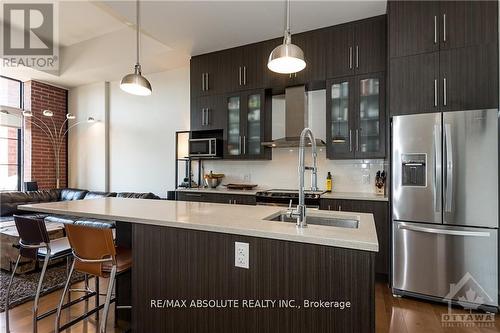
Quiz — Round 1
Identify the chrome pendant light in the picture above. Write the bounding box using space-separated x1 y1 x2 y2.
120 0 152 96
267 0 306 74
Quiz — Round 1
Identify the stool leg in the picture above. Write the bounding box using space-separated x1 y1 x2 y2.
32 249 50 333
55 259 75 333
5 254 21 333
99 265 116 333
95 276 100 322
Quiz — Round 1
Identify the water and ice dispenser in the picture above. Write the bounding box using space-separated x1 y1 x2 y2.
401 154 426 187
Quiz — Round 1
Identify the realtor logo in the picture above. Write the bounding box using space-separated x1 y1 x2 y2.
441 272 496 328
1 1 59 70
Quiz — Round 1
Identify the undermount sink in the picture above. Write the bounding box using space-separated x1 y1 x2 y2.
264 212 359 229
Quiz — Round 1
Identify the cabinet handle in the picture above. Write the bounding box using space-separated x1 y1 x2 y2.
206 73 209 90
349 47 353 69
243 135 246 154
443 14 446 42
328 205 331 211
206 109 210 125
434 16 437 44
443 78 447 106
338 205 342 211
186 193 202 197
239 136 242 155
355 129 359 151
349 130 353 152
355 46 359 68
201 109 205 126
243 66 247 85
434 79 438 107
202 73 205 91
239 67 242 86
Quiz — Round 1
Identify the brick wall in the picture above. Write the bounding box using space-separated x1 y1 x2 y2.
23 81 68 189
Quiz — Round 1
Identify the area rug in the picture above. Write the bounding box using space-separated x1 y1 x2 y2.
0 265 85 312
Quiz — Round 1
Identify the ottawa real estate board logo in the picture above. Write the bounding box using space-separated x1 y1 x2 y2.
1 1 59 71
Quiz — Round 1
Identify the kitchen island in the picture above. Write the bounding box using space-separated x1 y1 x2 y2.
20 197 378 332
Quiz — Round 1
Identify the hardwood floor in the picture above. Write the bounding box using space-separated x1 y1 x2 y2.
1 280 499 332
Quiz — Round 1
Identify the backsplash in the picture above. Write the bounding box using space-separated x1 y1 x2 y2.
203 149 388 193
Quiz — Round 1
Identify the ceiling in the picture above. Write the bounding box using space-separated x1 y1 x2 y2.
3 0 387 88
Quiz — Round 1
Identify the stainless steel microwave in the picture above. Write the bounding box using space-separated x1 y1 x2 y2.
189 138 221 158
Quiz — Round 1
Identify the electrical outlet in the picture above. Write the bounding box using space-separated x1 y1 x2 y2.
234 242 249 269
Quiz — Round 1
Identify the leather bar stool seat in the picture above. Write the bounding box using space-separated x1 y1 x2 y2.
102 246 132 274
55 224 131 333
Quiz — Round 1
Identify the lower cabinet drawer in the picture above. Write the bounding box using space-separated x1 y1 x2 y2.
176 192 256 206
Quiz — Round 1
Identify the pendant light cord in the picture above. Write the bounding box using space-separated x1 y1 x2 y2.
136 0 140 68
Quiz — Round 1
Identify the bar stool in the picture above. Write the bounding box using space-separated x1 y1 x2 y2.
55 223 131 333
5 215 73 333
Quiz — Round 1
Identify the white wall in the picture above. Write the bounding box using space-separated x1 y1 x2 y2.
68 67 190 196
108 67 190 195
68 82 108 191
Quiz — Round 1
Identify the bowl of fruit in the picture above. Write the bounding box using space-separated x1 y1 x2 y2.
204 171 225 188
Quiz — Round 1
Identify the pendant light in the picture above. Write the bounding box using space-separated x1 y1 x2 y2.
120 0 152 96
267 0 306 74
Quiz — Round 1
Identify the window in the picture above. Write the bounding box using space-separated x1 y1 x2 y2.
0 76 22 109
0 126 21 191
0 76 23 191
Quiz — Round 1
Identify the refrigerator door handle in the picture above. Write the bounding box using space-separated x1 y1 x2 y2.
444 123 453 212
398 224 491 237
433 124 442 213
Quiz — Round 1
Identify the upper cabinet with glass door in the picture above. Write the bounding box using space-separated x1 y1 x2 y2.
326 73 385 160
224 90 271 160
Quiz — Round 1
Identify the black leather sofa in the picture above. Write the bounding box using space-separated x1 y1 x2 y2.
0 188 160 227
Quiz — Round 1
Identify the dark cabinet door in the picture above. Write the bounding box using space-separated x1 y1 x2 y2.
326 77 356 159
389 52 439 116
439 1 498 50
440 44 499 112
388 0 439 58
191 95 225 131
221 47 244 93
326 24 354 79
319 199 389 276
225 90 271 160
355 73 386 159
241 43 266 90
355 16 386 75
292 29 326 84
190 56 207 98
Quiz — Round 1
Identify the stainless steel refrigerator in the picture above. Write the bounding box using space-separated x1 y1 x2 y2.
392 109 499 309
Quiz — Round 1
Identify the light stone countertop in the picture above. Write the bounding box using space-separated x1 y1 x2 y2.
20 198 378 252
176 187 262 196
321 191 389 202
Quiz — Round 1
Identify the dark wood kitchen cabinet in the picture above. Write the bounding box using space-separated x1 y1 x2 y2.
190 52 225 98
327 15 386 78
225 89 271 160
388 1 499 115
176 191 256 205
439 44 499 111
388 0 497 57
326 72 386 159
389 52 439 116
222 43 266 93
190 95 225 131
390 45 499 116
320 198 389 277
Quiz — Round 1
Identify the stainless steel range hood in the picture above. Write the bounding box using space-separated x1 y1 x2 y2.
262 85 326 148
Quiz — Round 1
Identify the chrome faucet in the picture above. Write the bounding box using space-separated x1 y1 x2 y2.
287 128 318 228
